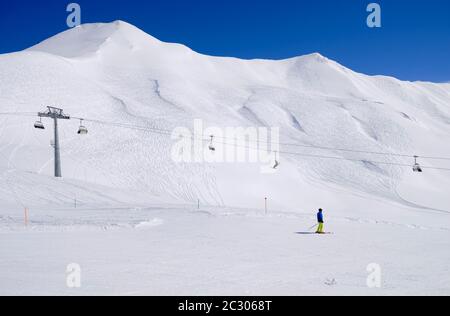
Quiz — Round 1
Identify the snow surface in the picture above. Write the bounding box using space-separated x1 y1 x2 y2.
0 21 449 295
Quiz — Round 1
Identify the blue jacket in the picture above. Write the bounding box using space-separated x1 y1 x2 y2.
317 211 324 223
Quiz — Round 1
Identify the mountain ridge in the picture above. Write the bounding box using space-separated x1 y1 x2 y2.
24 20 448 86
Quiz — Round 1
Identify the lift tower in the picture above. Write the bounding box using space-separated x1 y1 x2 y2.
38 107 70 178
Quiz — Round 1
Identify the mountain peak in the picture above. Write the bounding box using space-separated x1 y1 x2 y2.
294 52 332 64
307 52 326 59
109 20 157 39
28 20 161 58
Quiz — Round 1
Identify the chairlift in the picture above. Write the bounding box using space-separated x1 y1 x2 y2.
413 155 423 173
34 117 45 130
77 119 88 135
208 135 216 151
273 151 280 169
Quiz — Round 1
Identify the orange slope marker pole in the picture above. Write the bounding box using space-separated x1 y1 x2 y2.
24 208 29 226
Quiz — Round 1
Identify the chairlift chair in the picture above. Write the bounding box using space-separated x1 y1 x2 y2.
273 160 280 169
77 119 88 135
208 135 216 151
273 151 280 169
413 163 423 173
413 156 423 173
34 118 45 130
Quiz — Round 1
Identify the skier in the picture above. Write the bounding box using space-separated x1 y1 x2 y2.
316 208 324 234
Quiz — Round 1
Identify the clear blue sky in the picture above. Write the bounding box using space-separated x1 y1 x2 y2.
1 0 449 82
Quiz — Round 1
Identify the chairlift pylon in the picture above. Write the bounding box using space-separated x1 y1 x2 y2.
413 155 423 173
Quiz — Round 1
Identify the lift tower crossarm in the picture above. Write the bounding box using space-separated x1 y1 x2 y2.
38 106 71 120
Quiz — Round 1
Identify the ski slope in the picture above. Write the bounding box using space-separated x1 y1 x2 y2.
0 21 449 295
1 204 449 296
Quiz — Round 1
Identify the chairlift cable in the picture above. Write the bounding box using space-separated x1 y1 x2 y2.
76 117 450 162
71 117 450 171
2 112 450 171
78 118 450 172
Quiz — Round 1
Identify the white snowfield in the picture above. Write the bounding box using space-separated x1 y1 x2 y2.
0 21 449 295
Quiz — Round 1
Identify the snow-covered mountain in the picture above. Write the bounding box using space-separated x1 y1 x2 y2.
2 20 450 296
1 20 450 214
